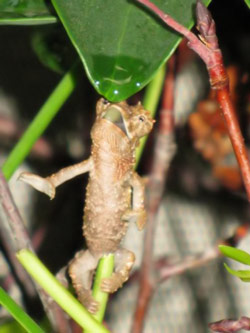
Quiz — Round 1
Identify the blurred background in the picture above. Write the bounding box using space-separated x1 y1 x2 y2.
1 0 250 332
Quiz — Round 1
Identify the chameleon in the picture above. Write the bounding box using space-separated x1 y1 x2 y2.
19 98 154 313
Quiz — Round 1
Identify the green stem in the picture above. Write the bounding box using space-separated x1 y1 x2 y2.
0 287 44 333
92 254 114 323
2 62 80 180
16 249 109 333
135 64 166 168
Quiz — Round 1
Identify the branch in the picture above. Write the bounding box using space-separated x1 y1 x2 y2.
158 246 219 282
209 316 250 332
134 0 250 202
0 170 71 333
132 56 177 333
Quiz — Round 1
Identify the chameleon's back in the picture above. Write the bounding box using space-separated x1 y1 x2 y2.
83 118 135 256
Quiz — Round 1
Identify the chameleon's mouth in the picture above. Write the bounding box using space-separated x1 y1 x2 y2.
103 107 128 136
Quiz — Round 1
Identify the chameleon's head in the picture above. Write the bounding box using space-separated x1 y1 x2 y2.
124 102 155 139
96 98 154 139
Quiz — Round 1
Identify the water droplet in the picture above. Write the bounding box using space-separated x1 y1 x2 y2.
136 82 141 87
114 89 119 95
95 80 100 86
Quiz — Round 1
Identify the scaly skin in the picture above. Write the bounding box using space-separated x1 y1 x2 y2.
19 98 154 312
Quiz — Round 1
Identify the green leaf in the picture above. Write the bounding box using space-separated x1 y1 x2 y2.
219 245 250 265
31 30 64 74
224 263 250 280
0 0 57 25
0 321 26 333
51 0 211 102
240 277 250 282
0 287 44 333
244 0 250 9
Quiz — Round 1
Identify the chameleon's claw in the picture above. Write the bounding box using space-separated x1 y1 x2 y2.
101 273 125 293
87 300 99 314
122 209 146 231
135 209 147 231
18 172 55 199
78 290 99 314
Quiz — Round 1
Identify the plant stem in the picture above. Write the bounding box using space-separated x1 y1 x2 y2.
209 316 250 332
0 170 71 333
0 287 45 333
135 0 250 202
92 255 114 322
135 64 166 168
17 249 110 333
216 89 250 197
2 62 80 180
132 56 176 333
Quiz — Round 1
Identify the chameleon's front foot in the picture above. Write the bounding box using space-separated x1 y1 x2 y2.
18 172 55 199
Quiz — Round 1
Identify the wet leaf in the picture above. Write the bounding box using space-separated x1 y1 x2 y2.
219 245 250 265
51 0 211 102
0 0 57 25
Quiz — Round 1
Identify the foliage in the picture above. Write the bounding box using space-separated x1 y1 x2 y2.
0 0 56 25
0 287 44 333
51 0 210 101
244 0 250 9
219 245 250 282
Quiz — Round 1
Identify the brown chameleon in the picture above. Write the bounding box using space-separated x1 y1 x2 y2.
19 98 154 313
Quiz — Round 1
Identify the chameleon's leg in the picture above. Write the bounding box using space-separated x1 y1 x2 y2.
68 249 99 313
101 248 135 293
18 158 92 199
122 171 147 230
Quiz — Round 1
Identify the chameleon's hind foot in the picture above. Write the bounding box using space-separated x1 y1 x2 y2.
101 272 127 293
68 249 99 313
79 289 99 314
101 249 135 293
19 172 55 199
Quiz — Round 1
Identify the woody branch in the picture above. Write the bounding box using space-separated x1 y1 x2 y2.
135 0 250 201
132 55 177 333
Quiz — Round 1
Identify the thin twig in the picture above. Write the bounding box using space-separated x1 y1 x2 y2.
209 316 250 332
128 223 249 285
135 0 250 201
157 220 248 282
158 246 219 282
0 170 71 333
132 56 177 333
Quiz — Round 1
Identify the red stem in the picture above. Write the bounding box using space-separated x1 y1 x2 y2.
132 56 176 333
136 0 209 64
217 88 250 199
135 0 250 202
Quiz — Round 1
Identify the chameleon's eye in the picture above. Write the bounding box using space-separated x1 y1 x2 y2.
139 116 145 122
